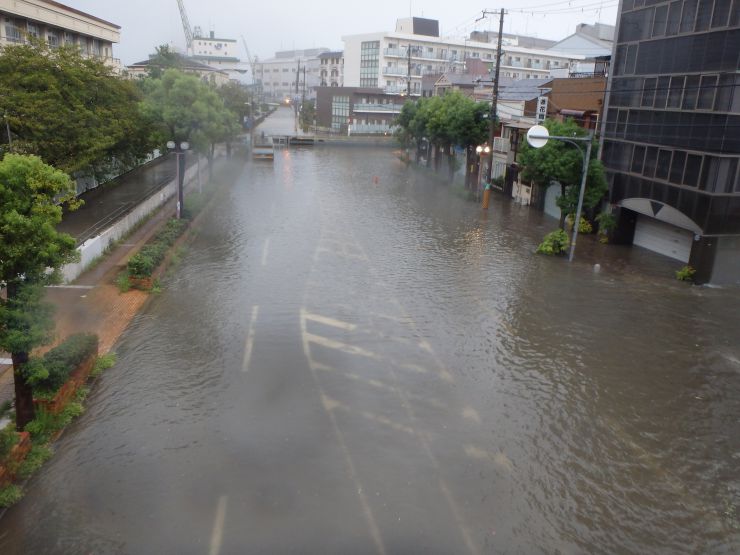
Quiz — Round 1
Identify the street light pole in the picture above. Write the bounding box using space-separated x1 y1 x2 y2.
526 125 594 262
167 141 190 219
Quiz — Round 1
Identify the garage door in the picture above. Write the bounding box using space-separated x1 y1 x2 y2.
633 216 693 262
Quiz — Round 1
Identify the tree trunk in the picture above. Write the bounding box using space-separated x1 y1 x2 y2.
426 143 432 168
447 148 455 181
12 352 34 431
226 141 232 159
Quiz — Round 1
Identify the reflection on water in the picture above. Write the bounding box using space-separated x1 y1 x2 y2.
1 147 738 554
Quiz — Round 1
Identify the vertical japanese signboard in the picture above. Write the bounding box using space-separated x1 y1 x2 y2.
537 96 548 122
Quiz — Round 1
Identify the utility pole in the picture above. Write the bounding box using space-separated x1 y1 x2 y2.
486 8 505 185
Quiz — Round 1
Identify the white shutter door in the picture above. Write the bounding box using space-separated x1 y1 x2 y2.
633 216 693 263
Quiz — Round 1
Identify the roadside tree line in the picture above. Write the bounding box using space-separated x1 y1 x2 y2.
395 94 609 244
0 39 250 431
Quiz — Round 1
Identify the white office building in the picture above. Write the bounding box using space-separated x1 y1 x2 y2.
342 17 585 95
255 48 329 101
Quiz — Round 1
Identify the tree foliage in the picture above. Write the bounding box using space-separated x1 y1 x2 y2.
0 39 156 178
395 92 489 176
141 69 240 158
0 154 79 429
518 118 607 226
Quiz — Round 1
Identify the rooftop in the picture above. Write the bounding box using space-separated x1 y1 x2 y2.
39 0 120 29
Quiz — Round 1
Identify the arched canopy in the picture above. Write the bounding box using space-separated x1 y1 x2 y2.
618 198 702 235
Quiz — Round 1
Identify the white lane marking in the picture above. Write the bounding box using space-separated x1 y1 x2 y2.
208 495 228 555
0 358 12 365
302 309 357 331
304 332 379 359
300 313 386 555
242 306 260 372
261 238 270 266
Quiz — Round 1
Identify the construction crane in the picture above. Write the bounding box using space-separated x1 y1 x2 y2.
176 0 194 54
240 35 262 100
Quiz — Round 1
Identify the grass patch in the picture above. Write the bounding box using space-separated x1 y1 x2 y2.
91 353 116 378
0 400 12 420
115 270 131 292
25 402 85 444
16 444 53 480
0 484 23 508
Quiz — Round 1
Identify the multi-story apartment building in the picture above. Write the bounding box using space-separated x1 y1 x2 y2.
601 0 740 284
0 0 120 70
255 48 329 101
315 86 405 134
342 17 585 95
319 51 344 87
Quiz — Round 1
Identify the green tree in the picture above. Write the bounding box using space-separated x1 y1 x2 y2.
218 81 252 128
0 39 156 179
142 69 239 177
395 92 488 179
146 44 185 79
0 154 79 430
519 118 607 228
299 100 316 133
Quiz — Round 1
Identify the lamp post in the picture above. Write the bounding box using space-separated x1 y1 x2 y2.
167 140 190 219
475 143 491 202
526 125 593 262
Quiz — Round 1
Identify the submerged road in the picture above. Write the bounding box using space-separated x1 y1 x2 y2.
1 114 739 553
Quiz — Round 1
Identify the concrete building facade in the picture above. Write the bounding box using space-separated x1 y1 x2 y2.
315 86 404 134
319 51 344 87
189 31 244 79
342 17 585 95
0 0 120 69
255 48 329 101
601 0 740 284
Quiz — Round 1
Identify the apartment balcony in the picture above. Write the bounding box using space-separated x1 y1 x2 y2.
382 66 421 77
353 103 404 114
351 123 398 134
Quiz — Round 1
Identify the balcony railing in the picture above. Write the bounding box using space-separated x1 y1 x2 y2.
353 103 404 113
351 123 398 134
383 66 421 77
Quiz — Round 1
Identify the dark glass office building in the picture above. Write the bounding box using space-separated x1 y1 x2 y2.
601 0 739 284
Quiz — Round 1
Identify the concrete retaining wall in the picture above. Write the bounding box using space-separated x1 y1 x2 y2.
61 158 206 283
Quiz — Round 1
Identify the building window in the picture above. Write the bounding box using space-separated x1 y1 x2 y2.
26 22 39 38
64 32 75 46
4 19 22 43
331 95 350 130
360 41 379 87
47 30 60 48
697 75 718 110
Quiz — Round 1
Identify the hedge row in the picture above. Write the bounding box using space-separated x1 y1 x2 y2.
127 219 188 278
33 333 99 396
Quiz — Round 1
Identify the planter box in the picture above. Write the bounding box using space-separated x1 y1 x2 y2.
0 431 31 487
33 354 97 415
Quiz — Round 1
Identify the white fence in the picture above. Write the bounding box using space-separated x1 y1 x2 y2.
61 158 206 283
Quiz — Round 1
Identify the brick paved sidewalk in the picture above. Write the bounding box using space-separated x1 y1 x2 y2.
0 197 178 407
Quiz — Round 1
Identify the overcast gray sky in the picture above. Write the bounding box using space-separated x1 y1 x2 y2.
66 0 618 65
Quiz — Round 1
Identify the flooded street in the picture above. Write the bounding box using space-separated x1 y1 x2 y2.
1 126 739 553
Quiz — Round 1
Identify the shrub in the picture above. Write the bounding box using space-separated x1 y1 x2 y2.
34 333 98 395
91 353 116 378
127 252 155 278
0 485 23 508
676 265 696 282
16 444 53 480
537 229 570 255
115 271 131 292
127 219 187 278
25 401 83 443
566 215 593 234
595 211 617 234
0 425 19 461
